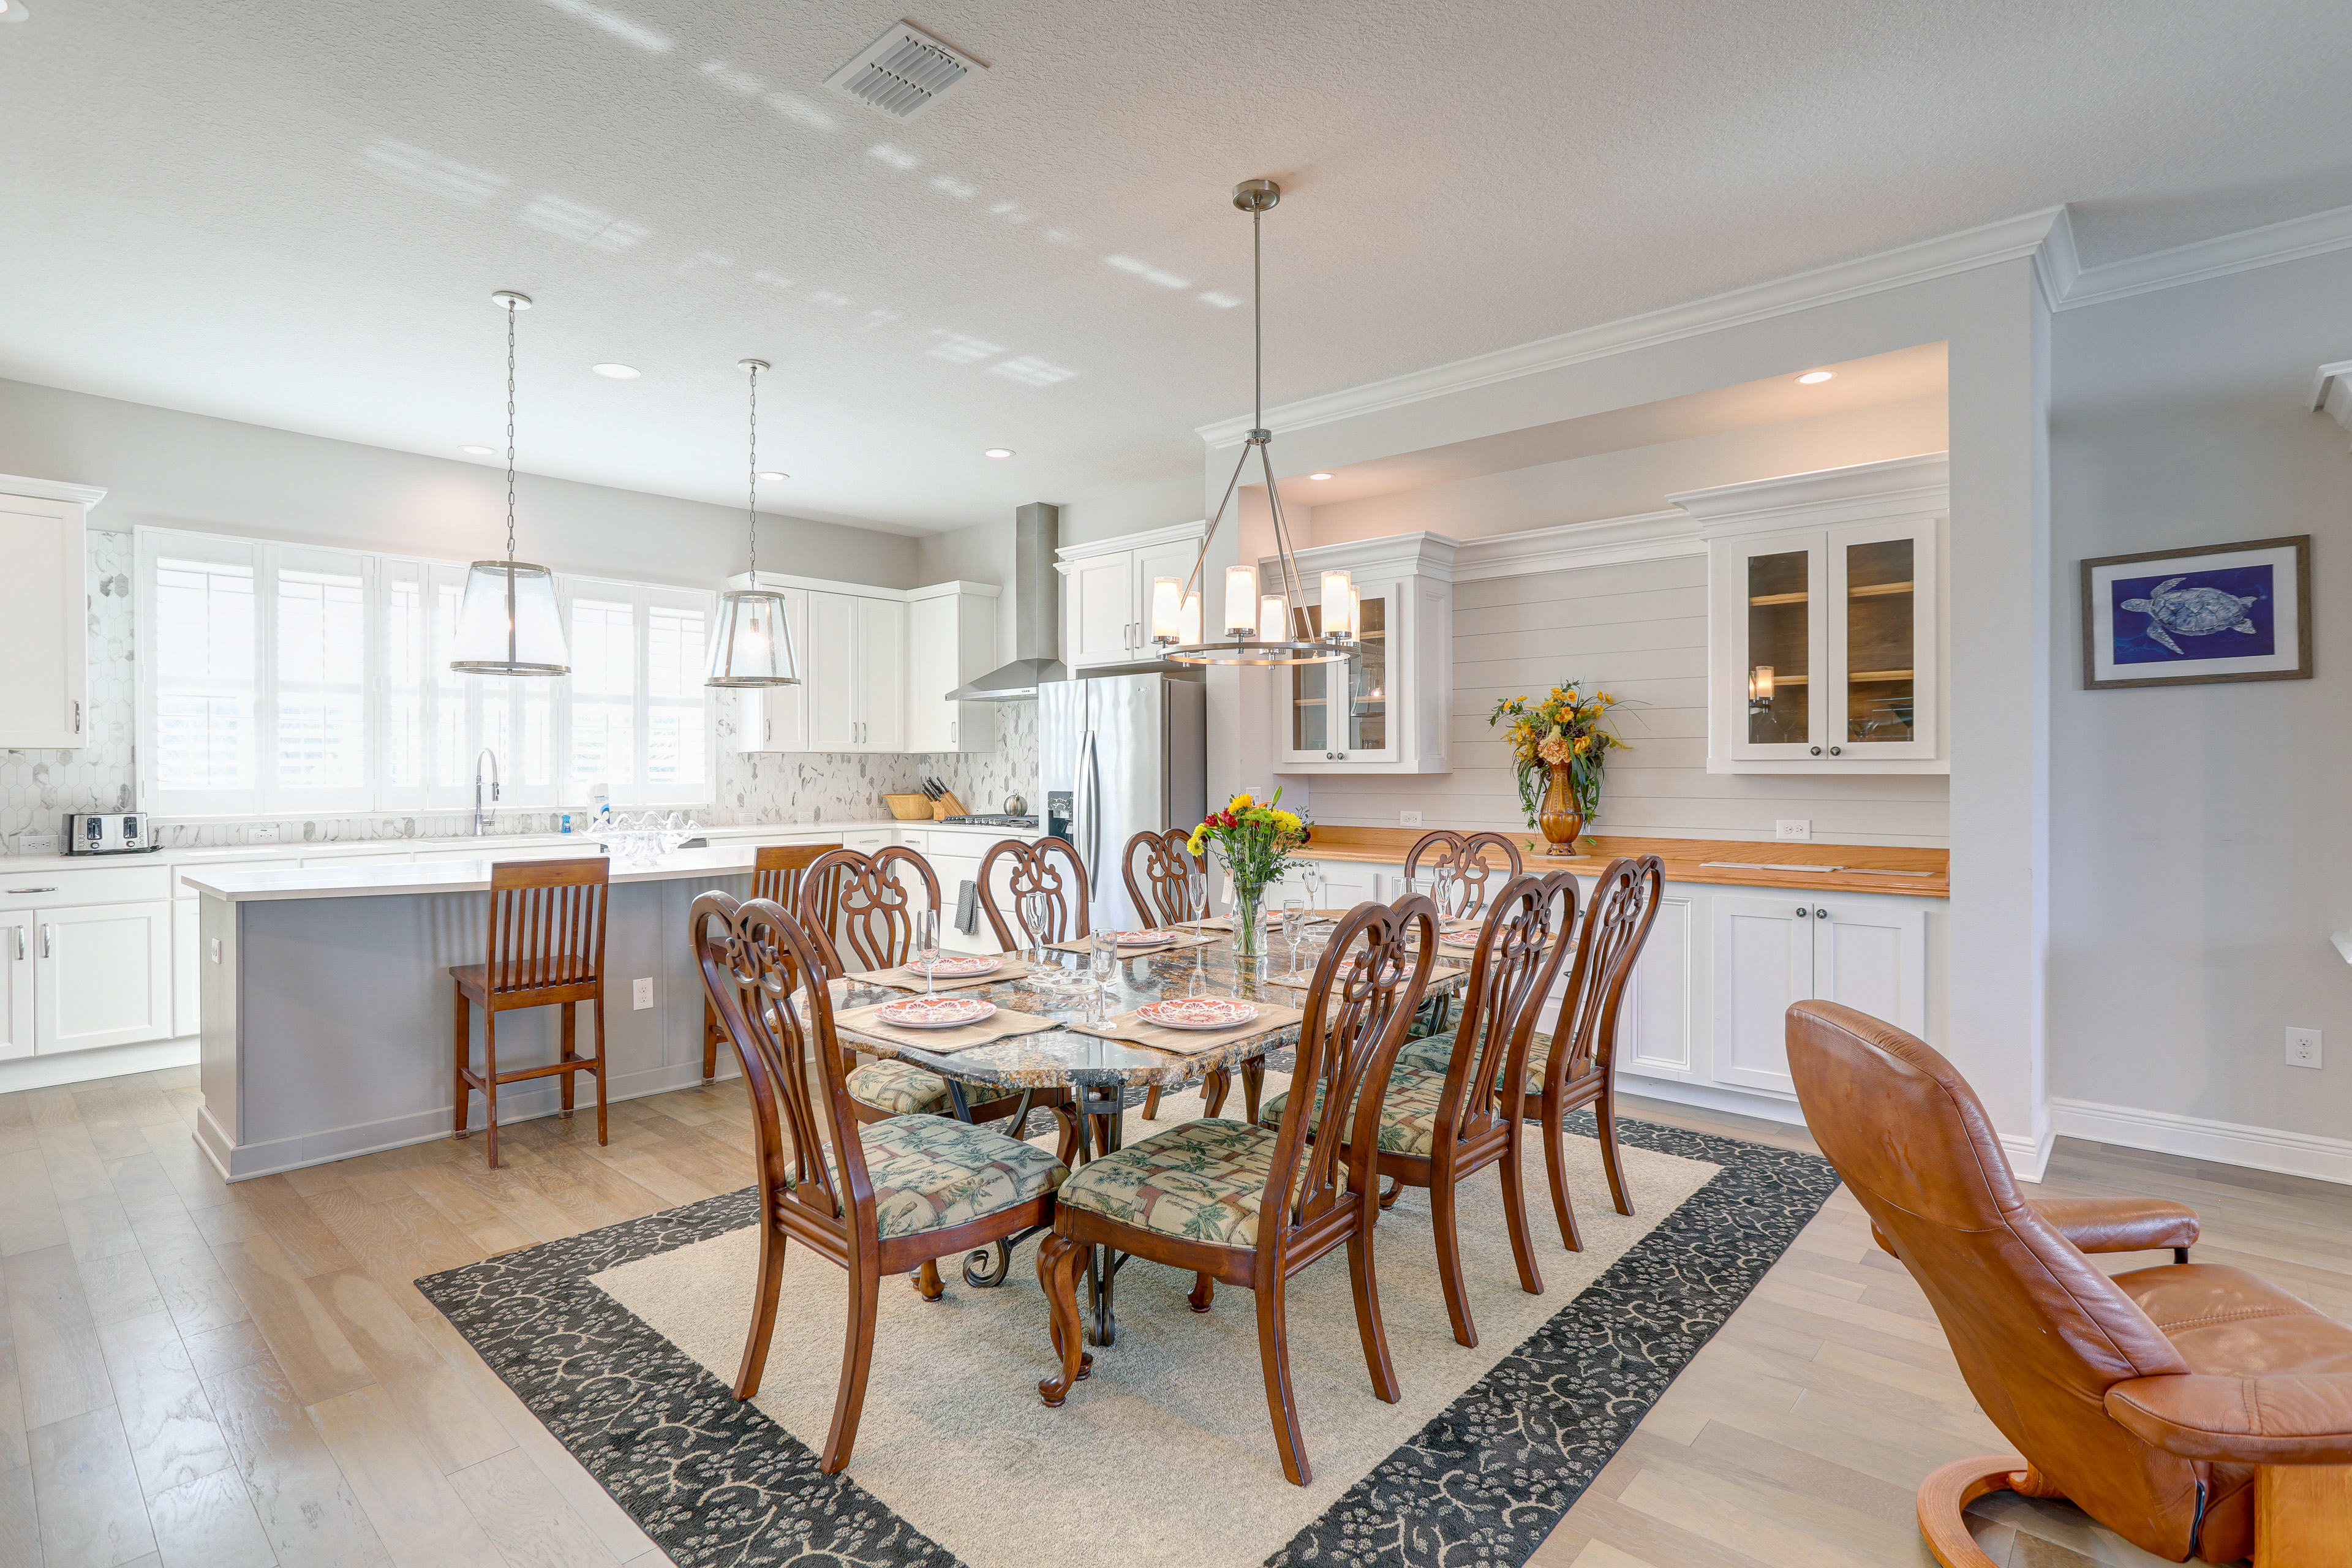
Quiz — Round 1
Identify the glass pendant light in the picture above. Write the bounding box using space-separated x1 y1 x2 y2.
1154 178 1352 668
707 359 801 687
451 291 570 676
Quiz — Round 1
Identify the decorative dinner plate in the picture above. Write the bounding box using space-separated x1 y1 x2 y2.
1440 931 1482 949
875 996 997 1029
1112 930 1174 948
1135 996 1259 1031
912 954 1001 978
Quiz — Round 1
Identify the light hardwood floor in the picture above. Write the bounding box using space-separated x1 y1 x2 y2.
0 1068 2342 1567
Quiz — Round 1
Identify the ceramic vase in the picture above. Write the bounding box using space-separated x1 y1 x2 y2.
1538 764 1585 855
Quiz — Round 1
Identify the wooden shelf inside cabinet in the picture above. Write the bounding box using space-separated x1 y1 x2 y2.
1849 669 1914 682
1749 591 1808 606
1847 580 1914 599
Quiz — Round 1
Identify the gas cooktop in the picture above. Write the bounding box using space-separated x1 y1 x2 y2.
937 813 1039 829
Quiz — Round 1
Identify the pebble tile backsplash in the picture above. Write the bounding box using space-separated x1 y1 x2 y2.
1 531 1039 852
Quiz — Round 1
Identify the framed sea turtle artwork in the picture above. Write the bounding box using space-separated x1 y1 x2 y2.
2080 535 2311 689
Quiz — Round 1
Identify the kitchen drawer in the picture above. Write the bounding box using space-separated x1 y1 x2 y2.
2 864 173 911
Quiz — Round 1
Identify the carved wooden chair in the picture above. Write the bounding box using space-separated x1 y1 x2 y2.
702 842 841 1083
1037 895 1440 1486
1403 829 1524 1033
797 846 1079 1169
976 836 1090 952
451 857 608 1169
690 891 1069 1472
1118 829 1260 1122
1261 870 1580 1346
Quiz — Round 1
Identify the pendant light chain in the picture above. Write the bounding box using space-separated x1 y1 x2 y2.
745 361 759 586
503 297 518 563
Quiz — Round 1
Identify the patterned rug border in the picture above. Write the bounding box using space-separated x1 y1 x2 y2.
415 1115 1840 1568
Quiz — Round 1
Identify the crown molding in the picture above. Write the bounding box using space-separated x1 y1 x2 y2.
1259 530 1460 585
1053 519 1206 568
1670 453 1950 537
1195 209 2065 448
1451 510 1701 582
2048 201 2352 312
2312 360 2352 445
0 473 108 507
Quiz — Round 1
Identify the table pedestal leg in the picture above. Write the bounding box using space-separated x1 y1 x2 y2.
1074 1081 1127 1346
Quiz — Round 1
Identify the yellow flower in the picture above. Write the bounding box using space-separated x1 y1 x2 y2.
1186 827 1208 856
1229 792 1254 810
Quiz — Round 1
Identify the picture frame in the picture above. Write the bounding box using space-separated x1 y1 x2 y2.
2079 534 2311 690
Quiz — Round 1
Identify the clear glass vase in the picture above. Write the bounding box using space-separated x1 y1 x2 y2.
1232 883 1266 959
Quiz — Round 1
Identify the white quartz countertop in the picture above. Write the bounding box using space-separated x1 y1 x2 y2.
0 820 907 875
185 846 791 902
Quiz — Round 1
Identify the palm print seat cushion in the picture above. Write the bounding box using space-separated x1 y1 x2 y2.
1394 1028 1565 1091
1258 1066 1455 1158
846 1058 1022 1117
1054 1117 1291 1250
789 1114 1068 1241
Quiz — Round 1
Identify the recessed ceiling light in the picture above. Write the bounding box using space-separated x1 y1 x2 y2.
592 363 641 379
0 1 30 23
983 448 1015 459
1307 472 1333 481
460 444 496 456
1796 369 1835 385
757 470 789 482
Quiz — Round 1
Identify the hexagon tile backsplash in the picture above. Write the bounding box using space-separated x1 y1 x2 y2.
1 531 1041 853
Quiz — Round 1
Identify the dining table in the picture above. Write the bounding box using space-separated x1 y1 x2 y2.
826 921 1473 1347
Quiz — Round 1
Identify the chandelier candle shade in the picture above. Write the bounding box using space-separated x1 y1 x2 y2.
1156 178 1354 669
706 358 801 688
451 291 571 676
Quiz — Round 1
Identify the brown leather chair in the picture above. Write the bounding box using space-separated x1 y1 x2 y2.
1787 1000 2352 1568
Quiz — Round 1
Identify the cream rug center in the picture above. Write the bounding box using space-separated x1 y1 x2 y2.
591 1078 1717 1568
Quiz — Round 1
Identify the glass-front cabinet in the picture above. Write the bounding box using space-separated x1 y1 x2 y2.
1270 535 1455 774
1695 456 1946 772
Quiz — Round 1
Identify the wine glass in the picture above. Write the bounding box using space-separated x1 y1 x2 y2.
1281 898 1308 976
1184 860 1210 925
913 910 941 994
1090 929 1118 993
1432 864 1458 924
1019 891 1051 959
1303 864 1327 916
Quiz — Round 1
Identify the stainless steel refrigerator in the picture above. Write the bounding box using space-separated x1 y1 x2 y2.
1039 674 1207 930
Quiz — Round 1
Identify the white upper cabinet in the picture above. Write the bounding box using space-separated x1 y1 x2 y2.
1686 454 1949 774
855 595 907 752
729 586 810 755
0 476 102 750
804 589 858 751
1268 532 1455 775
905 584 1000 754
1055 521 1208 669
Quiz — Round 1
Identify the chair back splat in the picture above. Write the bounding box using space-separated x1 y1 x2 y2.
979 837 1090 949
1544 856 1662 1090
1403 829 1523 920
794 846 940 975
1123 828 1206 928
484 858 608 995
1438 871 1580 1137
1266 895 1439 1253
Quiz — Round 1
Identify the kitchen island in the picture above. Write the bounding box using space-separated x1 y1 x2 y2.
187 848 787 1180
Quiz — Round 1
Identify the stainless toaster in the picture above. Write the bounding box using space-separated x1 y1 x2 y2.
62 812 154 854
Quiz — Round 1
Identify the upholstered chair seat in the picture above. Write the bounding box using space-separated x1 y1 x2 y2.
1259 1066 1455 1158
790 1112 1069 1240
1053 1117 1284 1249
845 1058 1022 1118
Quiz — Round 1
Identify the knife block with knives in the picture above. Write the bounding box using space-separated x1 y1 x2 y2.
915 775 970 819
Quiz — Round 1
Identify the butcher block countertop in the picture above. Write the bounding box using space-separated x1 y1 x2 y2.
1292 826 1948 898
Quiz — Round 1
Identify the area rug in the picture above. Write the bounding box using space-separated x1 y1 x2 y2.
418 1080 1840 1568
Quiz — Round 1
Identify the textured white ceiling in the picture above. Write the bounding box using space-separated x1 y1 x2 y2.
4 0 2351 535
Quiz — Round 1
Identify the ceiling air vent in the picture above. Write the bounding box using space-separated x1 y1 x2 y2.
825 20 984 120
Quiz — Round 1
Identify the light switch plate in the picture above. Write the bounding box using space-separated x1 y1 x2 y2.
1774 819 1812 842
2287 1027 2323 1069
632 977 654 1010
245 824 281 844
1400 811 1424 828
209 938 222 963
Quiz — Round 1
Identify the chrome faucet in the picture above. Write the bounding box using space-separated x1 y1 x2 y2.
473 749 501 837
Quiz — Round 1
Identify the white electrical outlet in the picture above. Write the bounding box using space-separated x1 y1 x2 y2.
209 938 222 963
1775 819 1812 842
632 977 654 1010
1400 811 1424 828
245 824 281 844
2287 1027 2323 1070
19 834 58 856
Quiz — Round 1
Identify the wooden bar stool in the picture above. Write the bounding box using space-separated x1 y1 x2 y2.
452 857 610 1169
702 842 842 1082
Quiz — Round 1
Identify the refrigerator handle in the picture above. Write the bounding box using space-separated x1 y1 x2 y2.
1076 727 1101 880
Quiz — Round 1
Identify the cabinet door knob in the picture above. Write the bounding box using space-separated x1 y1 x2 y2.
1796 907 1810 917
1815 907 1828 919
1808 746 1822 756
1828 745 1842 756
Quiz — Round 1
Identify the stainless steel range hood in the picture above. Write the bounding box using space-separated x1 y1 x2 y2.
948 502 1068 701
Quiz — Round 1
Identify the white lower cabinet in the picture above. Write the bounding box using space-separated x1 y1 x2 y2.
1 916 32 1060
173 900 202 1038
35 900 174 1053
1709 894 1924 1095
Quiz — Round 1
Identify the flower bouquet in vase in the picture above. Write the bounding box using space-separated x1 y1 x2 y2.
1490 682 1627 855
1186 788 1310 959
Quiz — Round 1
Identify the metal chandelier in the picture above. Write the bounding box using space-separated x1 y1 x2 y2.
706 358 801 688
451 290 571 676
1152 178 1355 667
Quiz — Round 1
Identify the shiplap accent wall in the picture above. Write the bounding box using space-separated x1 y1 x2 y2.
1300 552 1950 846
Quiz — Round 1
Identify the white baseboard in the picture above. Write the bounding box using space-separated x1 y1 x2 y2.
194 1058 742 1182
1620 1071 2055 1180
2002 1126 2055 1184
2049 1097 2352 1189
0 1036 200 1095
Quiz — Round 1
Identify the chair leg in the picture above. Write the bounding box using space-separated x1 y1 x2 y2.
1378 1175 1403 1210
1036 1233 1091 1406
1254 1276 1312 1485
1499 1122 1544 1297
1347 1229 1401 1403
703 995 720 1083
1541 1099 1582 1251
591 993 608 1146
820 1257 880 1473
913 1259 946 1301
1596 1081 1633 1217
1428 1170 1477 1348
1915 1456 2026 1568
559 1001 576 1119
1142 1085 1162 1121
482 1009 500 1170
1200 1067 1231 1118
1241 1058 1265 1125
733 1219 788 1400
1188 1272 1215 1312
1050 1100 1081 1167
452 988 470 1138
